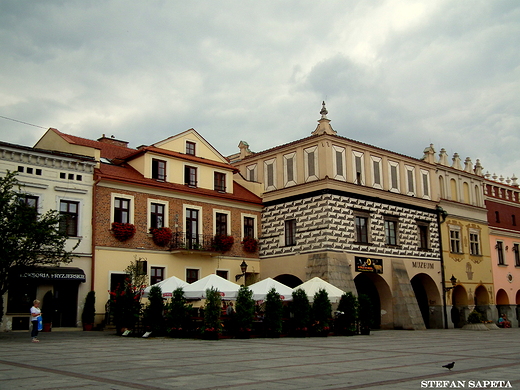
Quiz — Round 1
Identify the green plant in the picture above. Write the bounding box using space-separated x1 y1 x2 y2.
264 288 283 336
143 285 165 334
81 291 96 325
311 289 332 335
109 279 142 332
235 285 255 334
291 288 311 334
467 310 484 324
336 292 358 335
203 288 223 335
165 287 192 336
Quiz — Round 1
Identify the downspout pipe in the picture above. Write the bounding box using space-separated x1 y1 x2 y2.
437 206 449 329
91 175 101 292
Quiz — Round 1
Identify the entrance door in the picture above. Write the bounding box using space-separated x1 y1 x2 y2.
53 282 79 327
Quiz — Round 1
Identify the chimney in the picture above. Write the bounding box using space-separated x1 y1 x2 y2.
97 134 129 148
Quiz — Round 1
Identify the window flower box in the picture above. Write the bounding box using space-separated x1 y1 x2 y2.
111 222 136 242
150 227 173 247
212 234 234 252
242 237 258 253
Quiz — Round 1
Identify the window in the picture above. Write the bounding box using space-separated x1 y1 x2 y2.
60 172 66 179
68 173 74 180
285 219 296 246
384 219 398 246
497 241 505 265
215 212 228 236
150 203 165 229
514 244 520 267
353 152 364 185
216 270 228 280
18 195 38 222
417 222 430 250
184 166 197 187
36 169 42 176
17 166 24 172
449 228 461 253
389 161 400 192
186 208 199 249
59 200 79 237
284 152 297 187
114 197 130 223
332 146 346 181
244 216 255 238
421 170 430 199
264 159 276 191
150 267 164 285
214 172 226 192
355 215 369 243
27 167 33 174
186 268 199 284
186 141 196 156
495 211 500 223
512 215 516 226
246 165 257 182
152 159 166 181
406 166 415 195
371 156 382 189
305 146 319 181
469 231 480 255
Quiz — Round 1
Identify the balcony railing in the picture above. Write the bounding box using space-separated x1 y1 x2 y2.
170 232 217 252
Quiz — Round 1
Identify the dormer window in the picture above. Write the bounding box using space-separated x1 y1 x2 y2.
214 172 226 192
152 159 166 181
186 141 196 156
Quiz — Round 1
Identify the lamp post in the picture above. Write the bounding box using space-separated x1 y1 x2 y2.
444 275 457 292
240 260 248 286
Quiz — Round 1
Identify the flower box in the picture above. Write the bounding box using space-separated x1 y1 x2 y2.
111 222 136 242
150 227 173 246
242 237 258 253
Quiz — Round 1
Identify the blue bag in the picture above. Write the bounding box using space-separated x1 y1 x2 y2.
37 316 43 331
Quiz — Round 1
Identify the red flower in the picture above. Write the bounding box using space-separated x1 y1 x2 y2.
241 236 258 253
112 222 136 242
150 227 173 246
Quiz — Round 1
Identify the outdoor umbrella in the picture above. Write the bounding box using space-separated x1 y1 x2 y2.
295 277 345 303
248 277 293 301
142 275 188 298
183 274 241 299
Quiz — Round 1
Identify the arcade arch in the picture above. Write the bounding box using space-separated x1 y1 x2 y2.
411 273 442 329
354 273 393 329
273 274 303 288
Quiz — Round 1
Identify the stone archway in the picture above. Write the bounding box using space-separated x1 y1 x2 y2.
354 273 393 329
451 285 468 328
273 274 303 288
411 273 443 329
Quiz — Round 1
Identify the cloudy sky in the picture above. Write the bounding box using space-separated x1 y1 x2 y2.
1 1 519 178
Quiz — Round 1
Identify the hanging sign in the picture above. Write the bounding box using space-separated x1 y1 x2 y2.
355 257 383 274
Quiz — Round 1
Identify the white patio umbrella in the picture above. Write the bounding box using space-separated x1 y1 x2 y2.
142 275 188 298
295 277 346 303
183 274 241 299
248 277 293 301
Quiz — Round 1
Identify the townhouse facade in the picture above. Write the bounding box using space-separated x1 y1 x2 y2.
231 103 444 329
0 141 96 331
484 175 520 327
425 146 494 327
35 128 262 321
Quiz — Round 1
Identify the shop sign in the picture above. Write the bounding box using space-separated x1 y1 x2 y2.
355 257 383 274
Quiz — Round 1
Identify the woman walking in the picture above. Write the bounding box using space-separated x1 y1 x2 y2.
30 299 42 342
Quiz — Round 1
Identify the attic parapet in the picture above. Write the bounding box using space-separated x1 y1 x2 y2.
484 171 519 188
424 144 484 176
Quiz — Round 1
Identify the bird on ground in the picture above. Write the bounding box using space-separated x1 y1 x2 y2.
442 362 455 370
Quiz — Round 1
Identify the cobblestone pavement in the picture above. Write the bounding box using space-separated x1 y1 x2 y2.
1 328 519 390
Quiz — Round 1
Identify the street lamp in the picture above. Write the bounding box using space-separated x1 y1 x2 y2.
235 260 248 285
444 275 457 292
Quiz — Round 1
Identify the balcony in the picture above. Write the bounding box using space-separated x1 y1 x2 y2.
170 232 222 256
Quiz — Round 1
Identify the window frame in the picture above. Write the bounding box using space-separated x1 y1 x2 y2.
384 217 399 246
214 171 226 192
352 151 365 185
186 268 200 284
417 221 430 250
150 266 165 285
264 158 277 191
304 146 319 182
496 241 505 265
149 200 167 229
405 165 415 196
284 219 297 246
186 141 196 156
184 165 198 187
59 199 79 237
388 160 400 193
371 156 383 189
111 194 134 224
514 243 520 267
469 230 481 256
151 158 167 181
214 210 230 236
449 226 462 254
242 214 257 239
283 152 297 187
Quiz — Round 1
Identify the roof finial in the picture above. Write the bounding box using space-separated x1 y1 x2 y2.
320 101 328 119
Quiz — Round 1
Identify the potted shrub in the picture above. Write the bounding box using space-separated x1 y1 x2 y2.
81 291 96 331
111 222 136 242
291 288 311 337
264 288 283 337
150 227 173 247
109 279 142 334
235 285 255 338
212 234 235 252
202 288 223 340
142 285 165 335
242 236 258 253
165 287 192 338
311 289 332 337
42 290 54 332
335 292 358 336
358 293 373 335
